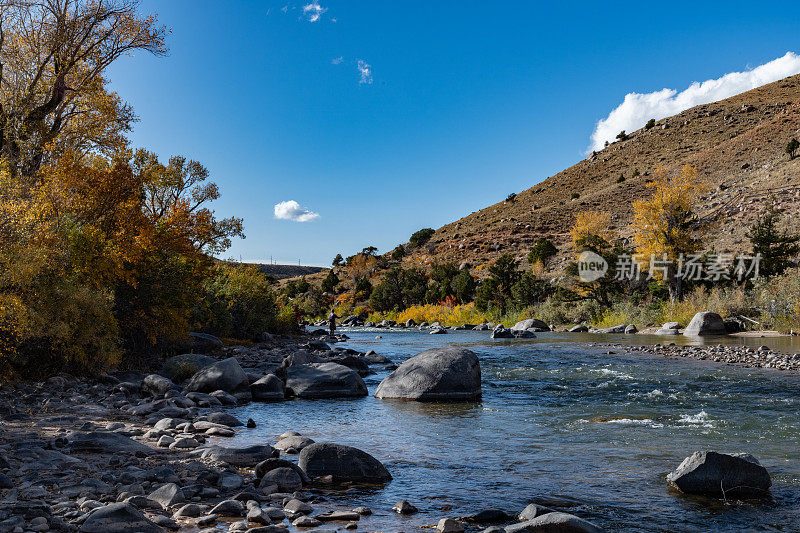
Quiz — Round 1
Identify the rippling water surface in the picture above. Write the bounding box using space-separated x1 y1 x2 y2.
222 330 800 532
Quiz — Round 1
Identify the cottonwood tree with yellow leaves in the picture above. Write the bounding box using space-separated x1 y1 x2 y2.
566 210 630 307
631 165 706 301
0 1 252 375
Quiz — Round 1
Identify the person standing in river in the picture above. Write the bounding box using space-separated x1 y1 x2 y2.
328 310 339 338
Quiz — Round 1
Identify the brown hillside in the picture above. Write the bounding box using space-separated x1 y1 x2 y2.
396 73 800 274
288 74 800 289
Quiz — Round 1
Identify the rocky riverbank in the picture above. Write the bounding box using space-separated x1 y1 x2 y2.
619 342 800 372
0 332 609 533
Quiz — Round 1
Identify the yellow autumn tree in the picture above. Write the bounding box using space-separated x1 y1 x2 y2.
631 165 707 301
570 210 613 252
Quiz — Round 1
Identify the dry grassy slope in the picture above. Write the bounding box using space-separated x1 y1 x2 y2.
397 73 800 275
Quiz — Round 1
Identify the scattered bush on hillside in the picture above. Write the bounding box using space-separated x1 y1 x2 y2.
332 253 344 267
616 130 629 141
528 238 557 266
409 228 435 248
571 192 580 200
645 118 656 130
786 138 799 160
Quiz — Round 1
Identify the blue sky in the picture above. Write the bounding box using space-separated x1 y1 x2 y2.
110 1 800 266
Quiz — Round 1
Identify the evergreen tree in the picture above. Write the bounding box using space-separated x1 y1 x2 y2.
747 206 799 278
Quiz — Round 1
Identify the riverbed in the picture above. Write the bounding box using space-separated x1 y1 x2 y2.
221 329 800 532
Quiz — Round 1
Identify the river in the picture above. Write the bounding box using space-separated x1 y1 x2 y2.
220 329 800 532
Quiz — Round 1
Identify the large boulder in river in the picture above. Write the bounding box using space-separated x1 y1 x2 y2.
80 502 164 533
185 357 249 394
511 318 550 332
375 347 481 401
683 312 727 336
667 451 771 498
285 363 367 398
250 374 285 401
505 512 602 533
161 353 216 382
298 442 392 483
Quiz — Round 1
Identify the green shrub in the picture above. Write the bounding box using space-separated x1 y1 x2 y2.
321 269 339 293
512 271 554 306
528 238 557 265
645 118 656 130
194 264 278 340
571 192 580 200
409 228 435 248
452 269 476 303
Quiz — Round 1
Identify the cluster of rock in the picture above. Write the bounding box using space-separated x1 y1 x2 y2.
628 342 800 371
0 333 405 532
490 319 551 339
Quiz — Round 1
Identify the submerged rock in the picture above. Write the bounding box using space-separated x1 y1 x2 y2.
375 346 481 401
667 451 771 498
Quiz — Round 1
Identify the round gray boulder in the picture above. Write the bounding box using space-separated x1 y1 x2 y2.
185 357 249 394
667 451 771 498
250 374 285 401
298 442 392 483
511 318 550 332
683 312 727 336
375 346 481 401
285 363 367 398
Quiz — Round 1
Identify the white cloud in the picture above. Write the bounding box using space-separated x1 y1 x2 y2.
589 52 800 152
331 56 343 65
357 59 373 84
302 1 327 22
274 200 320 222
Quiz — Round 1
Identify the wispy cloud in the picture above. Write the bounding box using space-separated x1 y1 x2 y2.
274 200 320 222
302 1 327 22
331 56 344 65
357 59 373 85
589 52 800 152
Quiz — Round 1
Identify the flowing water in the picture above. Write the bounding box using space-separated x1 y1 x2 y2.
221 330 800 532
